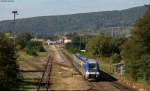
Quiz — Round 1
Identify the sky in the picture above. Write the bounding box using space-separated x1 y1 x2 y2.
0 0 149 21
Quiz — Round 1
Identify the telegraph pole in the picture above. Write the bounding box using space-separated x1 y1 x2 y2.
12 11 18 21
12 11 18 46
79 35 81 50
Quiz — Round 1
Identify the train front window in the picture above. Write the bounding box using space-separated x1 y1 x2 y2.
88 63 97 72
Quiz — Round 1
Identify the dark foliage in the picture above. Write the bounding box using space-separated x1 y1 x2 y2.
0 33 20 91
65 35 87 53
121 7 150 81
16 32 32 49
26 41 45 56
86 35 124 58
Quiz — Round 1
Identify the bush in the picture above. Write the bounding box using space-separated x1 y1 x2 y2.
16 32 32 49
111 53 122 63
65 43 79 53
26 41 45 56
26 48 38 56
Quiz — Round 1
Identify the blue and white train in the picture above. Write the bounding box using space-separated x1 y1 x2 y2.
73 53 100 80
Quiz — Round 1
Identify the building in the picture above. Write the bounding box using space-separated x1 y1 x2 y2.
63 36 72 44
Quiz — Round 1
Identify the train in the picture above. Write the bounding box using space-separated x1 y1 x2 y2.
73 53 100 80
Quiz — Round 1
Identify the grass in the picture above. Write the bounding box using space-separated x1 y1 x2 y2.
19 78 37 91
18 51 33 62
94 57 113 74
18 45 49 91
97 57 150 91
18 49 49 63
100 61 111 73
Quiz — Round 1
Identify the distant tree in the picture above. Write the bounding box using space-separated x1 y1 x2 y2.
86 36 102 57
121 7 150 81
0 33 20 91
65 43 79 53
26 41 45 56
16 32 32 49
86 35 123 58
48 35 59 41
65 35 87 53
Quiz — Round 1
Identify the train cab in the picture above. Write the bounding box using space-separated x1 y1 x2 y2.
74 53 100 80
84 59 100 79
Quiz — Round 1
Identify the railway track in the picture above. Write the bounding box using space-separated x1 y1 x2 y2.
110 81 135 91
37 56 53 91
90 81 136 91
60 47 136 91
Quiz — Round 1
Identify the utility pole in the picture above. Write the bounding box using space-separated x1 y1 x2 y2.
12 11 18 46
12 11 18 21
79 35 81 50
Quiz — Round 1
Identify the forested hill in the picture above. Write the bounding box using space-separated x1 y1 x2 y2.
0 6 146 35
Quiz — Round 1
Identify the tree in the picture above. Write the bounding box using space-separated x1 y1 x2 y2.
65 35 87 53
0 33 20 91
26 41 45 56
16 32 32 49
86 35 122 58
121 7 150 81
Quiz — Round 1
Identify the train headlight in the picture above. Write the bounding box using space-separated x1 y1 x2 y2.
85 72 89 79
86 72 89 74
96 72 100 75
96 72 100 78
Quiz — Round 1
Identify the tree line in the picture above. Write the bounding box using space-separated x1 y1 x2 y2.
0 33 20 91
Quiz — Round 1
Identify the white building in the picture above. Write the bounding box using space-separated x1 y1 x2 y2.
47 40 55 45
63 36 72 44
64 39 72 44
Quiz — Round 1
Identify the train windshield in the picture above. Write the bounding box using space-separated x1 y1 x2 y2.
88 63 97 72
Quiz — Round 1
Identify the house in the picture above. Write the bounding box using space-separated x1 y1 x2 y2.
63 36 72 44
47 40 55 45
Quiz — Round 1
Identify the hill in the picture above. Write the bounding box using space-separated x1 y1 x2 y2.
0 6 146 36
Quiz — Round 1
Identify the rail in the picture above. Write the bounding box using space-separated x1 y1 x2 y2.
37 56 53 91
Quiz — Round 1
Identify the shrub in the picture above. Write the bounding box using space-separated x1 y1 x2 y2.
26 41 45 56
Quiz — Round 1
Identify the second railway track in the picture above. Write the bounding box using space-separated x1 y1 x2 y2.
37 56 53 91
